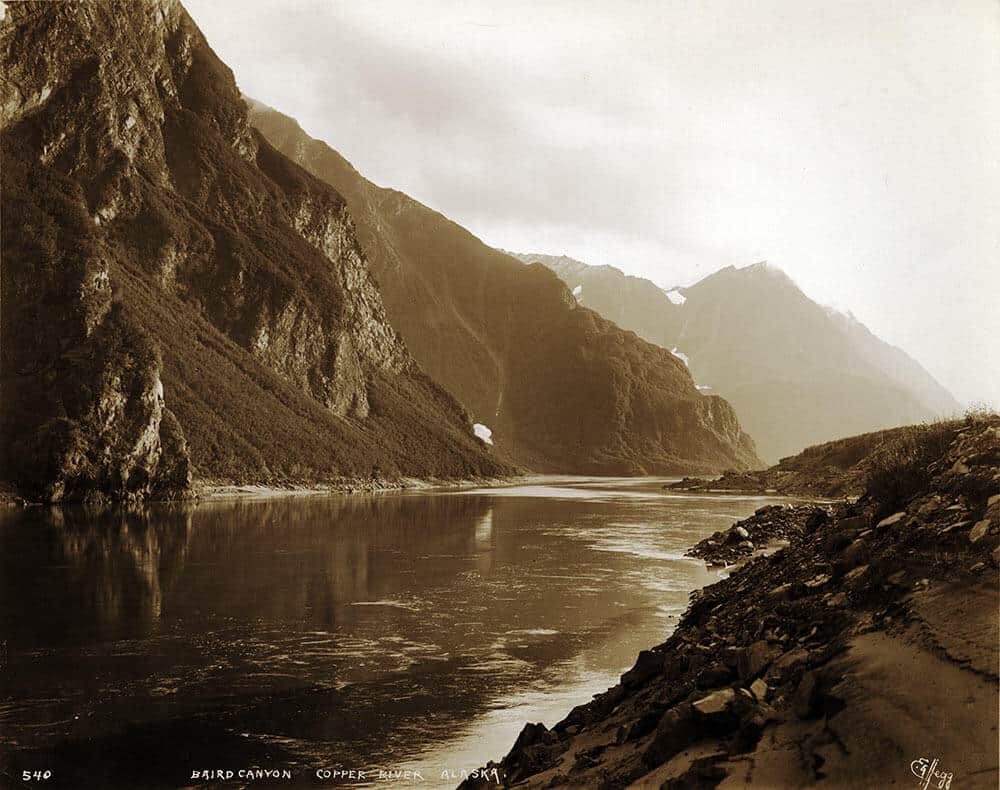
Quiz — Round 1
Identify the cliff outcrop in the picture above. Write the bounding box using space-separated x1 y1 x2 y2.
1 0 507 499
250 103 762 475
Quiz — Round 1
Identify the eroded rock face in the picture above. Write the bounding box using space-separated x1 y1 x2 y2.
1 0 506 492
251 103 764 475
0 114 192 502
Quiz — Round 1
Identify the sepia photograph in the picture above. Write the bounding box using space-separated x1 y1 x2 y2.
0 0 998 787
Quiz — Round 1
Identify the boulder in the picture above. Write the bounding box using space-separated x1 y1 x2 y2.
738 640 777 680
835 516 867 534
642 703 700 766
969 520 990 543
511 722 556 752
887 570 907 586
621 649 664 688
804 573 831 589
697 663 735 689
767 648 811 682
877 511 907 529
837 538 870 571
792 671 820 717
843 565 869 591
750 678 769 701
692 688 737 716
768 583 794 601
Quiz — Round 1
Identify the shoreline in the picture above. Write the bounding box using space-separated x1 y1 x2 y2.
465 419 1000 788
0 473 546 508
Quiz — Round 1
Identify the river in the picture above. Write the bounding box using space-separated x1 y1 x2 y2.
0 478 794 788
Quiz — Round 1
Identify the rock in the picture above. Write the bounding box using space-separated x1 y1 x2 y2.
511 722 556 751
825 592 849 607
768 583 794 601
843 565 869 592
738 640 777 680
969 520 990 543
804 509 829 532
877 511 907 529
838 537 871 569
836 516 867 534
991 545 1000 565
621 649 664 688
738 540 755 551
750 678 769 701
697 663 735 688
767 648 811 681
887 570 907 586
793 671 820 718
804 573 831 589
918 499 941 518
692 688 736 716
734 525 750 540
988 493 1000 507
642 703 700 766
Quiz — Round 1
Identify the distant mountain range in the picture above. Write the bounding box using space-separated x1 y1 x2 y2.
509 253 958 461
250 104 761 475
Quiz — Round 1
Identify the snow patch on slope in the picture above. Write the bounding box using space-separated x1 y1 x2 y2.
473 423 494 445
572 284 582 297
665 289 686 305
670 347 690 366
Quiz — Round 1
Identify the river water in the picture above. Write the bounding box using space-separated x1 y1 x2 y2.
0 478 792 788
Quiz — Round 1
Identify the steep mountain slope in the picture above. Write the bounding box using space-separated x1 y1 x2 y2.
0 0 506 501
504 253 687 349
250 104 761 475
520 254 958 462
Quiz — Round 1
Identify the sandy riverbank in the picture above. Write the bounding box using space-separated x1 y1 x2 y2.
193 475 524 502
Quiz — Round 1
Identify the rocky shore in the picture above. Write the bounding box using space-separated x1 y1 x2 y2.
686 504 828 566
466 416 999 788
666 423 951 498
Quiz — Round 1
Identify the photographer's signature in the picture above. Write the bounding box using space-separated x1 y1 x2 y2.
911 757 953 790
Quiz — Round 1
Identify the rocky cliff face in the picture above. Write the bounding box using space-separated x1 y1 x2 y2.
524 253 960 463
1 0 507 498
250 104 762 475
1 105 192 503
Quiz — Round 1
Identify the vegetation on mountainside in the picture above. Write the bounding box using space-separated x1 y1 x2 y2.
1 1 509 495
864 407 999 519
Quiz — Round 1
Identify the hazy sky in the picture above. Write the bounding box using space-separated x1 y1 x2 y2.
186 0 999 407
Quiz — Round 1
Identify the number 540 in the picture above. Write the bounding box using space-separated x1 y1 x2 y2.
22 771 52 781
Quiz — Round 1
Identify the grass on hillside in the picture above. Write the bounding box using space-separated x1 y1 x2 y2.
864 405 998 519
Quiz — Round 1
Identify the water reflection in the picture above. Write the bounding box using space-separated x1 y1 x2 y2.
0 504 194 645
0 482 793 788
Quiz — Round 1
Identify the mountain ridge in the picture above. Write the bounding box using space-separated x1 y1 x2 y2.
250 102 763 475
512 251 959 462
0 0 509 501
